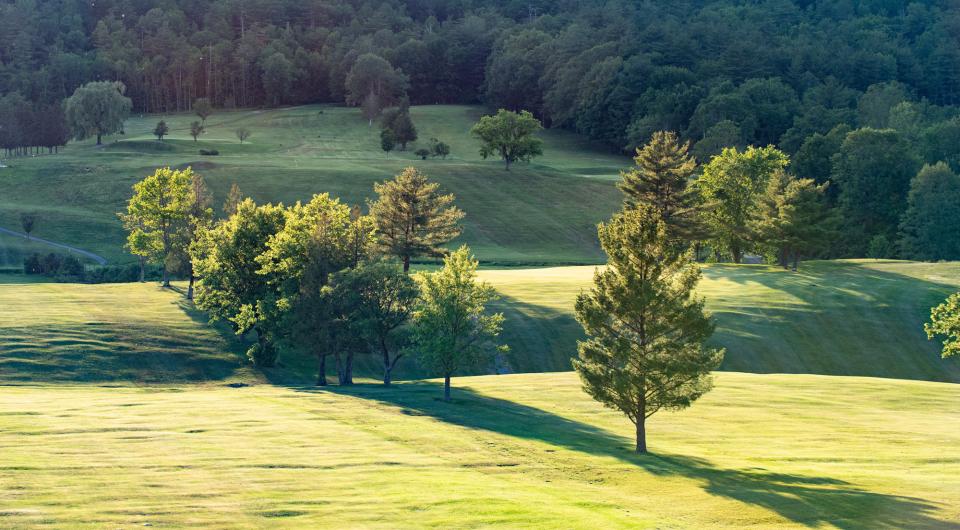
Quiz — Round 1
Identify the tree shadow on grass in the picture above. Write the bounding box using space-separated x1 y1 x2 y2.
294 380 957 529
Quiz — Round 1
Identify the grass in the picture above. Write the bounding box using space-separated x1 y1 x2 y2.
0 371 956 528
0 105 625 266
2 260 958 384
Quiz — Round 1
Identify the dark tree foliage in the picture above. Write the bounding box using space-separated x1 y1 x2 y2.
899 163 960 261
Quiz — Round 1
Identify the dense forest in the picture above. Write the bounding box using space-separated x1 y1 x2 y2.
4 0 960 258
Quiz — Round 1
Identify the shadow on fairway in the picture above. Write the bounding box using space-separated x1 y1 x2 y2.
297 380 956 529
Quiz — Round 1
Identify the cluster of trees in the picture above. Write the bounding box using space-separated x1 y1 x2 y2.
0 94 69 157
121 166 503 398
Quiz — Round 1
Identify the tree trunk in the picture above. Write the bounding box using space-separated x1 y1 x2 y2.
792 251 799 272
316 353 327 386
138 257 145 282
96 133 102 145
504 158 511 171
344 353 354 385
403 255 410 273
162 265 170 288
186 269 195 300
635 416 647 453
443 375 451 402
382 339 392 386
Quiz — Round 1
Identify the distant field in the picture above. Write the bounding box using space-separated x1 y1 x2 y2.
2 260 958 384
0 105 626 266
0 371 956 528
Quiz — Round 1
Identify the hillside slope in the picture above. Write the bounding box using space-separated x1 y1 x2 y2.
0 105 625 267
1 372 956 528
2 260 958 384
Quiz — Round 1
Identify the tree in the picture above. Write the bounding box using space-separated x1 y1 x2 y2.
382 108 417 150
193 98 213 125
368 167 464 272
431 140 451 159
415 148 430 160
619 131 700 239
926 293 960 359
223 183 242 217
412 246 505 401
331 261 418 385
697 146 789 263
261 52 294 106
153 120 169 141
345 54 409 125
184 174 214 300
190 121 204 142
122 167 192 288
573 205 723 453
19 212 36 239
832 128 919 255
236 128 251 144
257 194 376 384
898 163 960 261
470 109 543 170
63 81 132 145
380 128 396 152
751 171 837 270
191 199 287 366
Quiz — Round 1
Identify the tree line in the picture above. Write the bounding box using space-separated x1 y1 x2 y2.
0 93 70 157
121 165 503 399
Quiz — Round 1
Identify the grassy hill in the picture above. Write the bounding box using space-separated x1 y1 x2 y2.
1 371 956 528
0 105 625 267
2 260 958 384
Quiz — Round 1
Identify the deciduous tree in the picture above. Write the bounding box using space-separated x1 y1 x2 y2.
470 109 543 170
898 162 960 261
122 167 192 287
64 81 132 145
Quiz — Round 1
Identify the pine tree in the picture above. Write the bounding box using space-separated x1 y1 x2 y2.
368 167 464 272
619 131 700 239
751 171 836 270
574 205 724 453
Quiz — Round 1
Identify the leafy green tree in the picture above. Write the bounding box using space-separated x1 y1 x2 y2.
470 109 543 170
382 108 417 150
368 167 464 272
574 205 723 453
832 128 919 255
261 52 294 106
412 246 505 401
792 124 851 188
236 128 251 144
926 293 960 359
122 167 192 288
380 128 396 152
898 163 960 261
345 54 409 125
431 140 450 159
619 131 700 240
697 146 789 263
751 171 837 270
153 120 169 141
223 183 242 217
189 121 204 142
64 81 132 145
19 212 36 239
857 82 910 129
191 199 287 366
691 120 742 163
183 174 214 300
415 148 430 160
193 98 213 125
331 261 418 385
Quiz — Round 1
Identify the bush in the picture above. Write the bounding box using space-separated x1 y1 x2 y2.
415 148 431 160
199 149 219 156
247 341 278 367
24 252 84 281
868 234 895 259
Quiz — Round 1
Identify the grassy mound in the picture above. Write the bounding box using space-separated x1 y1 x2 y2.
0 371 956 527
0 105 625 266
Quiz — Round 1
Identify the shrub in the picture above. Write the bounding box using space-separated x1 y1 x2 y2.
415 148 430 160
199 149 219 156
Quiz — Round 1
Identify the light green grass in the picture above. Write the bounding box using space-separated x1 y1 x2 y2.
2 260 958 383
0 105 625 266
0 371 956 528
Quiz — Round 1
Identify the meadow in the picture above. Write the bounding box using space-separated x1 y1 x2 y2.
0 105 625 266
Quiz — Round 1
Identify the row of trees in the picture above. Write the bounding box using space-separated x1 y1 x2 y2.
0 93 70 157
121 166 502 398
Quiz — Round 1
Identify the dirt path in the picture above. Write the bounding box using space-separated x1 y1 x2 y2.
0 227 108 265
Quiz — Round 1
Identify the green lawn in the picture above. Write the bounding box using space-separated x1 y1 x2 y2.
0 105 625 266
0 371 956 528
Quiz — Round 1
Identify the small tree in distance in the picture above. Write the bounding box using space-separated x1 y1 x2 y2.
153 120 169 141
413 246 505 401
63 81 132 145
574 205 723 453
19 212 36 239
223 183 243 217
190 121 205 142
236 128 251 144
431 139 450 159
194 98 213 125
470 109 543 170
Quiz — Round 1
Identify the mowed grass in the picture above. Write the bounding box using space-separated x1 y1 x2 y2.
2 260 959 384
0 105 625 266
0 372 957 528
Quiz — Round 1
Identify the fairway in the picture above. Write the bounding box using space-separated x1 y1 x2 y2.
0 105 625 267
0 372 956 528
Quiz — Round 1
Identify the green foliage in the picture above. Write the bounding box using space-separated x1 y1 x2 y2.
832 128 920 255
415 148 430 160
193 98 212 124
235 128 251 143
574 205 723 453
261 53 294 106
121 167 193 286
191 199 287 365
19 212 36 237
750 171 837 270
345 54 408 122
63 81 131 145
382 108 417 150
380 128 396 152
619 131 700 240
368 167 464 272
926 293 960 359
697 146 790 263
189 121 204 142
431 139 451 159
898 163 960 261
412 246 505 401
867 234 895 259
153 120 169 141
471 109 543 170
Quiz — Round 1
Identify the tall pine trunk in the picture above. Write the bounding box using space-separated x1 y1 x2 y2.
443 375 451 402
316 353 327 386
